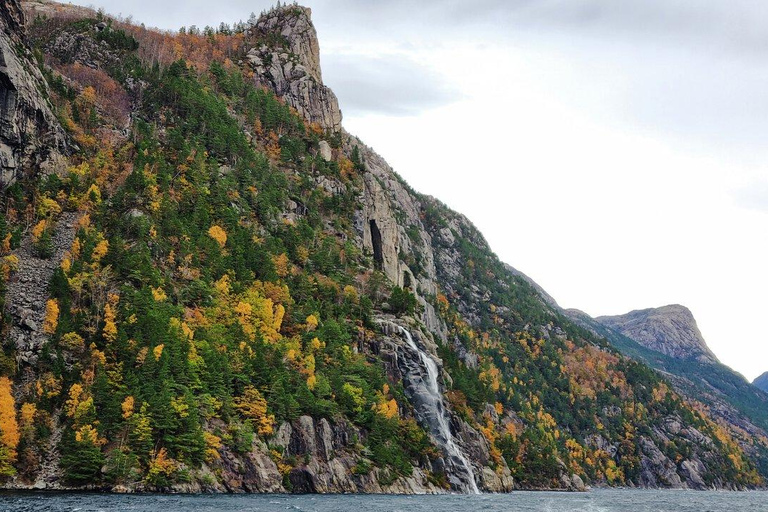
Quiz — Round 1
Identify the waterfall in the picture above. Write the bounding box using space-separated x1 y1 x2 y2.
397 325 480 494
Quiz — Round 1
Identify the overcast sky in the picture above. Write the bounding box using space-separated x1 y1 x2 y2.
69 0 768 381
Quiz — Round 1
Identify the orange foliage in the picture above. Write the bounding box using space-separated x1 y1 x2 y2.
562 341 629 400
0 377 20 466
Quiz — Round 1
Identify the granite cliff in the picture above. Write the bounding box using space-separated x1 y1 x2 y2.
0 0 66 187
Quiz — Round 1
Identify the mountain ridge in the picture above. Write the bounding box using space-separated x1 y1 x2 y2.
596 304 718 364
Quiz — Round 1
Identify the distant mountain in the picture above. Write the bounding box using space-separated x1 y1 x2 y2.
754 373 768 393
596 305 718 363
565 306 768 476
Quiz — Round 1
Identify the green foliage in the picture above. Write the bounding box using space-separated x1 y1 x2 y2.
389 287 417 317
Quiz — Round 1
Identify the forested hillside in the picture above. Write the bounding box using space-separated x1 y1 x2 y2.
0 0 762 492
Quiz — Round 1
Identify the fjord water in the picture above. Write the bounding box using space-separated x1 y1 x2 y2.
2 490 766 512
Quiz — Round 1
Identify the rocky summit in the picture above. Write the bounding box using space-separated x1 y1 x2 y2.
0 0 764 494
596 305 718 364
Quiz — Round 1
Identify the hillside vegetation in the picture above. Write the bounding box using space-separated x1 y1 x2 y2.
0 0 762 492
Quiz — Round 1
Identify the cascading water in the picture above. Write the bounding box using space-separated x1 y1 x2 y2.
396 325 480 494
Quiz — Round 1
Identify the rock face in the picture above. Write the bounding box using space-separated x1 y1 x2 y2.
596 305 718 363
246 6 341 131
0 0 66 187
754 372 768 393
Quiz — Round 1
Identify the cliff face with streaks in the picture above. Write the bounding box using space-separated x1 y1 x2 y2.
0 0 66 187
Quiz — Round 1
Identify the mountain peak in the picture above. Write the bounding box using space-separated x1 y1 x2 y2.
253 4 322 82
596 304 719 363
246 3 341 131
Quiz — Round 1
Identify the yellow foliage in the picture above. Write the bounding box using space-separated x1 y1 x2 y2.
374 398 399 419
75 424 105 446
65 383 84 418
37 196 62 218
343 285 358 301
36 373 62 399
306 374 317 390
0 377 20 465
273 252 289 277
151 286 167 302
208 225 227 248
204 431 222 462
153 344 165 360
71 238 82 259
342 383 366 414
305 314 318 331
91 239 109 262
273 303 285 332
122 396 135 419
43 299 59 335
19 403 37 438
214 274 231 295
146 447 177 482
61 332 85 351
103 296 118 343
31 220 47 242
1 233 10 254
1 254 19 282
310 337 324 351
86 183 102 204
234 386 275 436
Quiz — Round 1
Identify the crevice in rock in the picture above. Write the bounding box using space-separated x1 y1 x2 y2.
369 219 383 271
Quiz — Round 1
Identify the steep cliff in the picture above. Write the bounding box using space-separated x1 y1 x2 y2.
0 0 762 493
246 6 341 131
0 0 66 187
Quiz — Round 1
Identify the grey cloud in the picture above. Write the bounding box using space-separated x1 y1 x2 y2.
322 53 461 116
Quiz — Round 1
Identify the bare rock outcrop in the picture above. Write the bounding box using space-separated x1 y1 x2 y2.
0 0 66 187
596 304 718 363
247 5 341 131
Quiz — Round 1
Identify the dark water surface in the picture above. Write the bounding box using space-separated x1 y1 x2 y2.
2 489 767 512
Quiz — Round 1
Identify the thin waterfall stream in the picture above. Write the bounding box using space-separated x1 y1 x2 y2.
397 325 480 494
